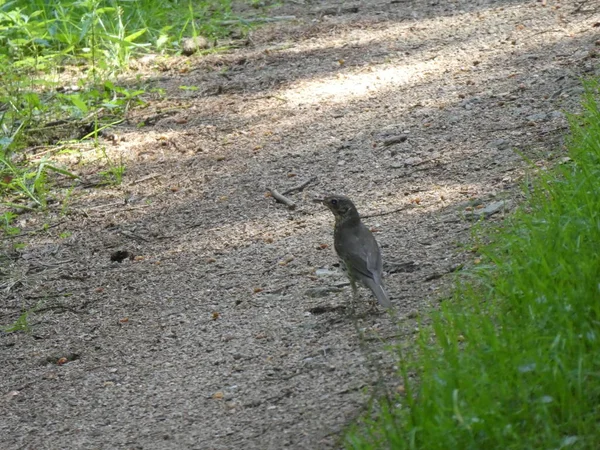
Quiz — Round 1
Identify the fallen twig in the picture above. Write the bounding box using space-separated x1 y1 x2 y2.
361 204 413 219
103 204 153 215
282 177 316 196
130 173 161 185
267 188 296 210
217 15 296 25
83 201 125 211
119 230 149 242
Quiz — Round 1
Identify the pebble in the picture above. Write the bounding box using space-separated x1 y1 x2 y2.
526 112 548 122
467 200 511 219
490 139 510 150
315 268 337 277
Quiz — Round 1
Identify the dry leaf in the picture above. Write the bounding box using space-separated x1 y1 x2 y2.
279 256 294 266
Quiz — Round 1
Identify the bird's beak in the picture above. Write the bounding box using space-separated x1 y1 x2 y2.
312 197 325 204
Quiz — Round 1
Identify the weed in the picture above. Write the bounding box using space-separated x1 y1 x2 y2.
1 211 20 235
0 153 79 208
100 163 125 185
0 301 41 333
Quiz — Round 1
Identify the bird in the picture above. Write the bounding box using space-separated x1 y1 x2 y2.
314 195 392 309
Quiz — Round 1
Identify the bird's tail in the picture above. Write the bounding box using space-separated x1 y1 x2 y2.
365 277 392 308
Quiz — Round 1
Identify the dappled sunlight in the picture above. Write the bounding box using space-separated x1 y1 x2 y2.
267 2 565 107
44 0 586 224
172 177 505 257
81 0 585 182
283 61 435 105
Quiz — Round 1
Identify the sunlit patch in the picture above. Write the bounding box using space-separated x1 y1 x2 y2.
284 62 435 105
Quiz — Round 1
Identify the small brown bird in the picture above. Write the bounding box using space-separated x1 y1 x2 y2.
314 195 392 309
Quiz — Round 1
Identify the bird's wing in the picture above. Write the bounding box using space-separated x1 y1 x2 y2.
336 223 382 281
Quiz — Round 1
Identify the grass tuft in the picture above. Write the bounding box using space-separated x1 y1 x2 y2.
345 82 600 449
1 0 259 233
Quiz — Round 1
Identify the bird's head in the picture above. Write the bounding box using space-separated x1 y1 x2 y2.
313 195 360 222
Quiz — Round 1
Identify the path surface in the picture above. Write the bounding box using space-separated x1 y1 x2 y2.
2 0 599 448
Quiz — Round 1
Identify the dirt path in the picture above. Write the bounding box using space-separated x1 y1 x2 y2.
2 0 599 448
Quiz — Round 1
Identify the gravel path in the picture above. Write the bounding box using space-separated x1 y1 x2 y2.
2 0 599 448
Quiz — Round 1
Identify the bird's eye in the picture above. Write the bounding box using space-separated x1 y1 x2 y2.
331 199 338 205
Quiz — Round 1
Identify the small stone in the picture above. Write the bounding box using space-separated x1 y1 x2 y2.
490 139 510 150
404 157 423 166
382 135 408 146
315 268 337 277
181 36 210 56
470 200 511 219
406 310 419 319
526 112 548 122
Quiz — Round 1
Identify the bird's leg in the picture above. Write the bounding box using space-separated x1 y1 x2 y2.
349 278 359 317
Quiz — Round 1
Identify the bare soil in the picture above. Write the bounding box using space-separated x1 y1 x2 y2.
2 0 599 448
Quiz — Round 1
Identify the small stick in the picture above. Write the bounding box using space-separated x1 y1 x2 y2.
361 204 413 219
267 188 296 210
103 204 153 215
119 230 149 242
130 173 161 185
217 15 296 25
281 177 316 196
83 201 125 211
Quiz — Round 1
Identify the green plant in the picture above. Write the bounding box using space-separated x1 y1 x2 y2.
99 149 125 185
0 153 79 208
1 306 35 333
0 0 254 213
1 211 20 235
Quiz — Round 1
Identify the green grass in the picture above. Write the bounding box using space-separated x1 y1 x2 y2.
345 84 600 449
0 0 263 233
